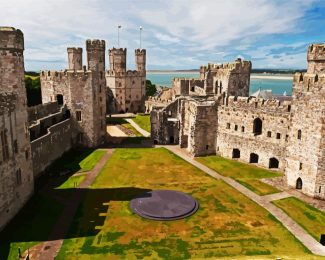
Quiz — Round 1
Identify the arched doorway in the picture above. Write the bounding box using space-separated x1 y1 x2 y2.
253 118 262 135
169 136 174 144
56 94 64 105
296 178 303 189
232 149 240 159
269 157 279 168
249 153 259 163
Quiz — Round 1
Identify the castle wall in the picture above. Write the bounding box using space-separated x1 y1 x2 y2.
30 118 73 177
27 101 60 122
217 96 291 170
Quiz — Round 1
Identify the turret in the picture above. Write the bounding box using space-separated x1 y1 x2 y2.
135 49 146 72
67 47 82 70
307 43 325 74
86 39 105 72
109 48 127 72
0 27 25 94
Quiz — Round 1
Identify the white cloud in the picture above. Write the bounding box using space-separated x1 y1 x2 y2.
0 0 319 70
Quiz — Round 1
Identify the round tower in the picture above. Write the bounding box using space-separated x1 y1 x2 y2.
86 39 105 72
135 49 146 72
109 48 127 72
67 47 82 70
307 44 325 74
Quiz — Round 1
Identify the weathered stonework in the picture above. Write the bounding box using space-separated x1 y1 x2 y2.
0 27 34 231
106 48 146 114
152 44 325 200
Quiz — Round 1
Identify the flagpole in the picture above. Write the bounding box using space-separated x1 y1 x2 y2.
139 26 143 49
118 25 121 47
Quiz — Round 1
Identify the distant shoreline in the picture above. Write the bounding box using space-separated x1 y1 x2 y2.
147 71 293 80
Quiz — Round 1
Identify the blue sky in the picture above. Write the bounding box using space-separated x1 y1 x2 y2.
1 0 324 70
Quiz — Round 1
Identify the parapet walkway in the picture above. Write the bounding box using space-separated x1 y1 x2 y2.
163 145 325 257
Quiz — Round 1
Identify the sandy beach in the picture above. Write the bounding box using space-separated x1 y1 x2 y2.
251 75 292 80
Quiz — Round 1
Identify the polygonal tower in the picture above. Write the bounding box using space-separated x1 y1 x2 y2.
285 43 325 199
67 47 82 70
0 27 34 231
86 39 105 72
109 48 127 72
135 49 146 73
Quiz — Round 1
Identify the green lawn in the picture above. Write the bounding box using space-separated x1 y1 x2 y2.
0 149 106 260
133 114 151 133
56 148 313 259
272 197 325 241
0 195 64 260
107 117 143 136
196 156 281 195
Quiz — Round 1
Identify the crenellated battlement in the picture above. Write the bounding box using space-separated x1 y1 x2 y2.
208 59 252 73
86 39 105 50
67 47 82 53
40 69 92 81
135 49 146 55
224 95 292 113
109 47 127 55
293 72 325 93
307 44 325 61
307 43 325 74
0 26 24 50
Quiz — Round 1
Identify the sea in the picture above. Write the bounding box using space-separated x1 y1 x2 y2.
147 73 293 96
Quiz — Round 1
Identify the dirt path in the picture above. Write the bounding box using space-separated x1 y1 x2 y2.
163 145 325 256
125 118 150 137
24 149 114 260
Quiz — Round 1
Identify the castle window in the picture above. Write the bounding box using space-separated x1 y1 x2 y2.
234 125 238 131
269 157 279 169
276 133 281 139
100 71 103 79
241 126 245 132
191 86 194 92
132 80 135 84
253 118 262 135
299 162 303 170
226 123 230 129
287 105 291 112
168 111 172 117
1 130 9 161
296 178 302 189
56 94 64 105
206 145 209 150
76 111 82 122
16 169 22 186
297 130 302 140
13 140 18 154
99 85 102 93
249 153 259 163
319 186 322 193
232 149 240 159
267 131 272 138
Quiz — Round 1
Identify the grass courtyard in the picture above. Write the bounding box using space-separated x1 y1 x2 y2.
133 114 151 133
107 117 143 137
196 155 282 195
54 148 315 259
272 197 325 242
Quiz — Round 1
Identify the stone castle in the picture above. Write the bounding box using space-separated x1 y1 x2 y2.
0 27 146 231
151 44 325 201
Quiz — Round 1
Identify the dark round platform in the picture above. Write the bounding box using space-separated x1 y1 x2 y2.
130 190 199 220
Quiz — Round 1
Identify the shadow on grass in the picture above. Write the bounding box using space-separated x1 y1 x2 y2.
0 186 151 259
105 136 153 148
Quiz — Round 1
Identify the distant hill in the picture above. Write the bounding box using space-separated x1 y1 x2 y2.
147 69 306 74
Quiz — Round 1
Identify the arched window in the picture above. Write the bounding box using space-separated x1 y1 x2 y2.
249 153 259 163
296 178 303 189
232 149 240 159
253 118 262 135
298 130 302 140
269 158 279 168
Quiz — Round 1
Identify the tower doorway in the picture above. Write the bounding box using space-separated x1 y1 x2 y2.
296 178 303 189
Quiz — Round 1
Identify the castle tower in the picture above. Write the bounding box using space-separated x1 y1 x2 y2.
135 49 146 72
109 48 127 72
67 47 82 70
0 27 34 230
307 44 325 74
86 39 105 72
285 43 325 199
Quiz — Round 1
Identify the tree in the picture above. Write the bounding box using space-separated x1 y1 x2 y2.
145 79 157 97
